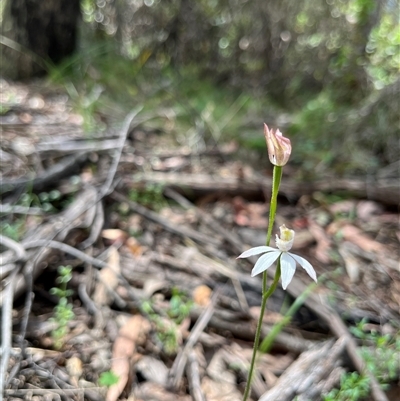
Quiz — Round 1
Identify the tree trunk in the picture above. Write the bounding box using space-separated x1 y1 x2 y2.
1 0 80 79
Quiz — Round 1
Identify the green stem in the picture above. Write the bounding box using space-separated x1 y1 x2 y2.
242 263 281 401
242 165 283 401
266 165 282 246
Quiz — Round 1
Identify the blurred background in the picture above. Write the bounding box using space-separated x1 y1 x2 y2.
1 0 399 178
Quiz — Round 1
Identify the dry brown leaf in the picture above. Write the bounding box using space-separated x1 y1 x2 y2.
232 197 268 228
340 224 386 254
93 247 121 306
102 229 128 244
356 200 383 221
106 315 151 401
328 200 357 215
338 243 361 283
126 236 146 257
308 221 333 264
66 356 83 387
193 285 212 306
135 382 191 401
202 376 242 401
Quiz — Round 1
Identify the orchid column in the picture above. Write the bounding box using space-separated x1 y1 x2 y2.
239 125 317 401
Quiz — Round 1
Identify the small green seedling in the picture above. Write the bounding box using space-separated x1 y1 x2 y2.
129 184 167 211
99 371 120 387
323 372 370 401
323 320 400 400
50 265 75 349
141 288 193 355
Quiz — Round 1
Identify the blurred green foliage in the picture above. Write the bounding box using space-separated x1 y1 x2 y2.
98 370 120 387
323 320 400 400
141 288 193 355
46 0 399 176
50 265 75 349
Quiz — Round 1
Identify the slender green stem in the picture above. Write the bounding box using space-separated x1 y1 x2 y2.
242 165 283 401
242 263 281 401
266 165 282 246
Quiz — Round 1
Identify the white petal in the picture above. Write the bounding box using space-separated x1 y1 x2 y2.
289 253 317 282
251 251 281 277
237 246 276 259
280 253 296 289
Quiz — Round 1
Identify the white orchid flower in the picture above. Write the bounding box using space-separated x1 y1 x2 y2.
237 225 317 290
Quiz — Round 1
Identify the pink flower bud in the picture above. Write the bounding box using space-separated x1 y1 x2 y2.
264 124 292 166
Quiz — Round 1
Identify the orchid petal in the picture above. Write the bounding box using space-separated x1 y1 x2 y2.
289 253 317 282
237 246 276 259
251 251 281 277
280 253 296 289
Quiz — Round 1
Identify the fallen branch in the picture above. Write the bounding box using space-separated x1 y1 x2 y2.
133 172 399 206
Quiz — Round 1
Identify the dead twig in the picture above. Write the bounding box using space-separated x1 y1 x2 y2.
111 191 220 246
136 171 399 206
0 235 27 263
186 349 207 401
0 152 88 195
0 205 44 215
0 269 18 401
286 280 389 401
259 338 346 401
168 288 220 390
23 239 107 268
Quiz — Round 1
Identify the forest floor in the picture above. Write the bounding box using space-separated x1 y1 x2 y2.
1 78 399 401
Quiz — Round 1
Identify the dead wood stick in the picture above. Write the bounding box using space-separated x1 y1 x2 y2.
0 205 44 215
23 240 107 268
190 308 315 354
4 387 103 401
0 269 18 401
10 109 141 298
0 152 88 195
0 187 98 308
164 188 243 251
168 289 219 390
81 201 104 249
37 138 121 153
286 281 389 401
186 349 207 401
135 171 399 206
0 235 27 263
97 108 142 199
259 338 346 401
111 191 220 246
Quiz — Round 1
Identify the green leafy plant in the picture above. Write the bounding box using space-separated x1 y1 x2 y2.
141 288 193 355
49 265 75 349
351 319 400 386
323 372 370 401
0 219 26 242
323 321 400 400
129 184 167 211
98 370 119 387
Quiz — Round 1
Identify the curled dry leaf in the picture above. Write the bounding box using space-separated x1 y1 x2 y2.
126 236 146 257
338 243 361 283
232 197 268 228
66 356 83 387
339 224 386 254
101 229 128 244
106 315 151 401
308 220 333 264
93 247 120 306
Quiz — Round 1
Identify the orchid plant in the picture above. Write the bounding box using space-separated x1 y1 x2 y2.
240 124 317 401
